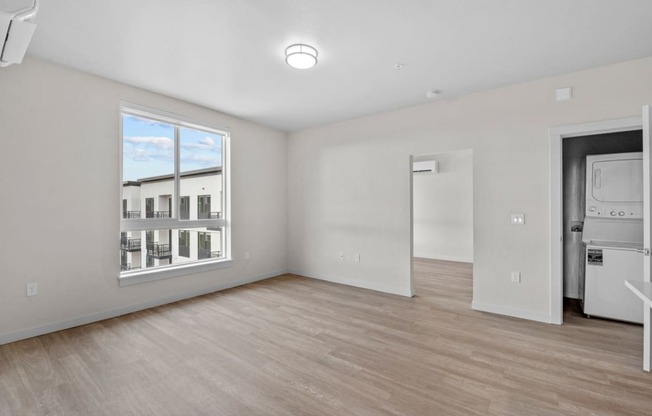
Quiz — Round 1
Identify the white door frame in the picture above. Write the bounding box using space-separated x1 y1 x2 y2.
549 116 642 324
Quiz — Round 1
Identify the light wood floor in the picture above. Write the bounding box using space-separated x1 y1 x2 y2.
1 259 651 416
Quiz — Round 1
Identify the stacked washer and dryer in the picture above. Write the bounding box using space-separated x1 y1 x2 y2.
582 152 644 324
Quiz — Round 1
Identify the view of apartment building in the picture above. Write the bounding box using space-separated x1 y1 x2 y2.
121 167 223 271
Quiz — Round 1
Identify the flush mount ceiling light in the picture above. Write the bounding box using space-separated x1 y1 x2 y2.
285 43 318 69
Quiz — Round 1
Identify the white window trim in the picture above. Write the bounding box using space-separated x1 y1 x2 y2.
119 258 234 286
119 102 232 286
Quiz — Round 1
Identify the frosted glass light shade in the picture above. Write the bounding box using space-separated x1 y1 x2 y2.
285 44 318 69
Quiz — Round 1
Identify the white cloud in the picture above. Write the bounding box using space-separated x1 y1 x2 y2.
199 137 215 146
181 153 220 165
181 137 219 152
124 115 171 129
124 136 174 149
124 136 174 163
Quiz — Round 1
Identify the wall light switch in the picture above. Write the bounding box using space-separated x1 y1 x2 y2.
511 272 521 283
26 282 38 297
511 213 525 225
339 252 345 261
555 87 572 101
353 253 360 263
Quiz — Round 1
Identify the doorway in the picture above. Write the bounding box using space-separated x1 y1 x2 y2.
562 132 642 315
550 117 643 324
410 149 474 295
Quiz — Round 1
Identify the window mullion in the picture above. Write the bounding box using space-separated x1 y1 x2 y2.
174 125 180 219
120 218 222 232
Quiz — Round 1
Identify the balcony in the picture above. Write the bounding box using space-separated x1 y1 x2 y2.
198 211 221 220
121 237 141 252
146 211 170 219
147 243 171 259
121 263 141 271
123 210 141 219
198 248 221 260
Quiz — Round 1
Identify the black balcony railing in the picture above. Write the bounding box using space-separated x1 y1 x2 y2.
123 210 141 219
147 243 171 259
121 263 141 271
198 248 221 260
198 211 222 220
120 237 141 251
146 211 170 219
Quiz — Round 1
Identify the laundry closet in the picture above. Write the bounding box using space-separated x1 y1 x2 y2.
563 130 644 323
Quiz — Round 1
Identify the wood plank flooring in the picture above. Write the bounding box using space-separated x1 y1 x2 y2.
1 258 651 415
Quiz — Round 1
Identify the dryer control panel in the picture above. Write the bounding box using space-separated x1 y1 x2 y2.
585 152 643 219
586 204 643 219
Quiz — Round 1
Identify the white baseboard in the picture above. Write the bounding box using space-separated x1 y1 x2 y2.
414 254 473 263
289 269 413 297
471 300 551 324
564 291 580 299
0 270 286 346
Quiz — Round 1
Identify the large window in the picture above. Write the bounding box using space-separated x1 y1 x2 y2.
120 105 229 283
180 196 190 220
198 195 211 219
179 230 190 258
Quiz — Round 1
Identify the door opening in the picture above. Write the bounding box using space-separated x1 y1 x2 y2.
550 116 643 325
410 149 474 296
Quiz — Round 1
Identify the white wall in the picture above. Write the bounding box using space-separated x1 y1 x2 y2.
413 150 473 263
0 57 288 343
288 56 652 321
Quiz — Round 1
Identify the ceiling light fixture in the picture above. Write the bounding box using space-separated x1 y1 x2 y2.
285 43 318 69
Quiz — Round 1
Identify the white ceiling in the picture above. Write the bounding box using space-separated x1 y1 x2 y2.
5 0 652 131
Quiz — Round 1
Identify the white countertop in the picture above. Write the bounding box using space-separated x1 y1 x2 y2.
625 280 652 308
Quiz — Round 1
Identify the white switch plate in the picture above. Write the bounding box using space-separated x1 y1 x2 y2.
511 272 521 283
339 252 345 261
26 282 38 297
555 87 572 101
511 213 525 225
244 251 250 260
353 253 360 263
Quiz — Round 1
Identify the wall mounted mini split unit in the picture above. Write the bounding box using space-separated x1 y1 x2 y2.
0 0 38 68
412 160 439 175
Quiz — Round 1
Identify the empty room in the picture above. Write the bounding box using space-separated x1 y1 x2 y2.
2 1 652 415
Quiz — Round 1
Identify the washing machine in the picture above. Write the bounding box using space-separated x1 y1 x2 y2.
582 152 644 324
582 219 644 323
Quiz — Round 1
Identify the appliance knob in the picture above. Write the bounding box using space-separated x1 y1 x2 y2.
619 211 625 216
610 211 616 216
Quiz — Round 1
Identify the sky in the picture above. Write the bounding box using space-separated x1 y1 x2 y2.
122 115 223 181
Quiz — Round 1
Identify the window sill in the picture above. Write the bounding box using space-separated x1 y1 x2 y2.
119 258 233 287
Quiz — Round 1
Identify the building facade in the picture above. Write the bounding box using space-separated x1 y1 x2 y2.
121 168 223 271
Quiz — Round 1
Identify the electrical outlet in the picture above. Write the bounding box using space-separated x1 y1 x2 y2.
511 272 521 283
339 252 345 261
353 253 360 263
26 282 38 297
